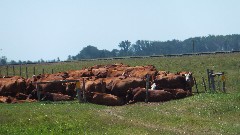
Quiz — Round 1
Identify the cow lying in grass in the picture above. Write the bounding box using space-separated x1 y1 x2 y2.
0 96 36 103
126 87 191 104
161 88 192 99
27 90 73 102
126 87 173 104
86 92 125 106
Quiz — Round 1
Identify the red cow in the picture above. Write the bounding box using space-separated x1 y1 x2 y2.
83 79 106 93
0 76 27 97
154 74 188 90
86 92 125 106
110 77 146 97
126 87 173 103
162 89 192 99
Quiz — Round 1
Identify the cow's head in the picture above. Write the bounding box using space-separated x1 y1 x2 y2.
184 72 194 88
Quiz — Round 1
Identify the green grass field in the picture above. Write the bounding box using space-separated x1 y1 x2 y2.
0 53 240 134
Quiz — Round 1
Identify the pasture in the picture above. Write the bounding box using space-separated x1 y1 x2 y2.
0 53 240 134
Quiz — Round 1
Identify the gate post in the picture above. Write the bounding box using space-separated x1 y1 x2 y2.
82 78 86 102
222 72 226 92
207 69 211 91
145 74 150 103
13 66 15 76
209 70 215 93
202 77 207 92
6 65 8 77
26 66 28 78
36 83 41 101
193 77 199 94
20 65 22 77
33 67 36 76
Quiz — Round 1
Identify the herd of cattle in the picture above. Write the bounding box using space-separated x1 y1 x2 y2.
0 63 194 106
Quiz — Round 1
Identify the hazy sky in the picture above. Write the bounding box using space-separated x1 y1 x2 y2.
0 0 240 61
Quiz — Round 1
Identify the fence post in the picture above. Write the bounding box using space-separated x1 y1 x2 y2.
33 67 36 75
20 65 22 77
209 70 215 92
82 78 86 102
6 65 9 77
13 66 15 76
42 68 45 74
222 72 226 92
207 69 211 90
36 83 41 101
145 74 150 103
193 77 199 94
52 69 54 74
202 77 207 92
26 66 28 78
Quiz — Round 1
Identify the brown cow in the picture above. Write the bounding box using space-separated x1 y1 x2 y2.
83 79 106 93
68 69 93 79
126 87 173 103
127 65 157 79
154 74 188 90
0 76 27 97
15 93 29 100
64 82 77 98
106 69 125 77
27 89 73 101
162 89 191 99
110 77 146 97
32 72 73 94
104 63 129 69
92 68 108 78
0 96 9 103
86 92 125 106
41 92 73 101
0 96 20 103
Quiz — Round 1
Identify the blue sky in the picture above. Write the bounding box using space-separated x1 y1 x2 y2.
0 0 240 61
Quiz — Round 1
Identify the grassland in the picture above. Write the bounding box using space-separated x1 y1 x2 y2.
0 53 240 134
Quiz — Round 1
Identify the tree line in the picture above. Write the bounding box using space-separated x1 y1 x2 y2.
69 34 240 60
1 34 240 65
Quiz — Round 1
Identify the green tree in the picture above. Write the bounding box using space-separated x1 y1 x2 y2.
118 40 131 56
0 56 7 65
76 45 100 59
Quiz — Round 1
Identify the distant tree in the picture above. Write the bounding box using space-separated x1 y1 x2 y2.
0 56 7 65
10 60 17 65
40 59 45 63
75 45 100 59
27 60 33 64
99 50 112 58
118 40 131 56
111 49 119 57
67 55 72 60
18 60 22 64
